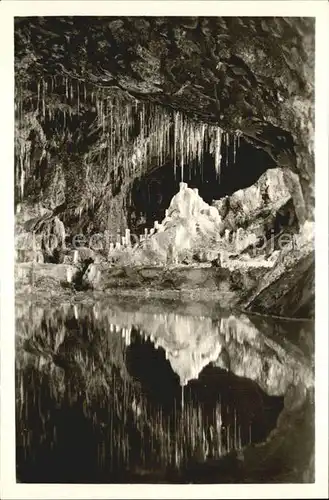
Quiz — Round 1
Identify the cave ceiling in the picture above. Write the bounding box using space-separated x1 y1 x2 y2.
15 17 314 151
14 16 315 222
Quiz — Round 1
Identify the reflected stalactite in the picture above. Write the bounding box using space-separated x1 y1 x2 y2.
42 78 45 119
15 302 286 482
37 81 40 113
77 80 80 116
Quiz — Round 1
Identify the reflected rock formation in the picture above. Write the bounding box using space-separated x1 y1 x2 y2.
15 300 314 483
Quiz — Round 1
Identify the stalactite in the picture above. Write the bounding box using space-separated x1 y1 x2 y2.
238 424 242 450
180 113 184 181
37 81 40 113
100 95 103 130
214 127 222 179
42 78 46 119
225 132 228 167
77 80 80 115
19 88 22 125
87 93 241 212
140 103 145 141
173 111 178 178
26 147 30 178
20 165 25 199
126 105 129 143
234 409 237 449
110 101 113 163
96 93 99 125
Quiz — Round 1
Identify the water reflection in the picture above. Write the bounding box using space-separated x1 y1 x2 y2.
15 301 313 483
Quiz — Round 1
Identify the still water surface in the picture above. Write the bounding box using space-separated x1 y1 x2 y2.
15 299 313 483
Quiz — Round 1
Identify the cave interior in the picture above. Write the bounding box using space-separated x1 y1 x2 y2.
14 15 310 238
129 136 277 231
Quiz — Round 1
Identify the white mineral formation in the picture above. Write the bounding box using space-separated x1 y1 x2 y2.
140 182 224 264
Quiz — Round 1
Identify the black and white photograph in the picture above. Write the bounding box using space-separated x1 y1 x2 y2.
1 1 328 498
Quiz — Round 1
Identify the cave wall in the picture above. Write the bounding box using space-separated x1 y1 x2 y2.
14 16 315 234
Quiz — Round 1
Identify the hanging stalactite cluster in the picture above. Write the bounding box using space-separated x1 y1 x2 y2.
15 83 48 201
87 96 242 197
15 73 242 210
92 99 242 181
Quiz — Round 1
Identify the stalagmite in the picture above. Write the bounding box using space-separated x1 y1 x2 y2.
125 228 131 246
74 305 79 320
73 250 79 264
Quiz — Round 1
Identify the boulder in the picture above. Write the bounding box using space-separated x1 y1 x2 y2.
15 212 66 263
245 222 314 318
212 167 301 255
213 167 298 230
15 262 77 287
